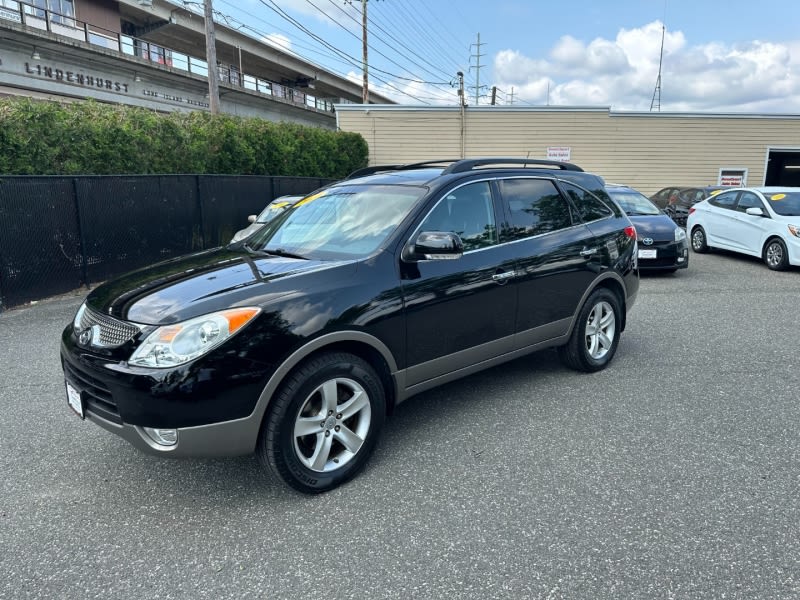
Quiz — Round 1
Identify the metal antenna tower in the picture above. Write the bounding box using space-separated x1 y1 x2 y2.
650 24 665 112
469 33 486 105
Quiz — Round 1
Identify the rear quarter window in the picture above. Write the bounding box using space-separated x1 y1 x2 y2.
560 182 615 222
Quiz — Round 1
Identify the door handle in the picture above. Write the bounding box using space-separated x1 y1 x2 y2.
580 247 598 257
492 271 515 282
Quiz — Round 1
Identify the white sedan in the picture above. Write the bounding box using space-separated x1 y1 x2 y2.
687 187 800 270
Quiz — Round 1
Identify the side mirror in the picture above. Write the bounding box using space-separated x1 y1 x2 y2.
402 231 464 262
247 214 257 223
745 207 765 217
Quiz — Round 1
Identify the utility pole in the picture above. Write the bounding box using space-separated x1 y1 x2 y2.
509 87 515 105
361 0 369 104
457 71 466 158
346 0 374 104
490 86 497 106
469 33 485 105
203 0 220 114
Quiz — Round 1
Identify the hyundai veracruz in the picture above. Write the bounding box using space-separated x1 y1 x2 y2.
61 158 639 493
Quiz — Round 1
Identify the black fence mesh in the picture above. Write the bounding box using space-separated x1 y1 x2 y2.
0 177 84 307
0 175 334 310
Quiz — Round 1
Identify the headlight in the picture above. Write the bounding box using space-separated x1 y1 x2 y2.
73 302 87 329
129 307 261 368
788 225 800 238
675 227 687 242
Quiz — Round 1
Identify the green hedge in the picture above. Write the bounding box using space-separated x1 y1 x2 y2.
0 98 368 177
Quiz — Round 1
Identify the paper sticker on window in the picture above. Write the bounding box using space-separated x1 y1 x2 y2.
770 193 786 201
295 191 326 207
709 190 723 196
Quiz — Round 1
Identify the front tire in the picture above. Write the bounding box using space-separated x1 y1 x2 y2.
691 226 709 253
258 352 386 493
763 238 789 271
558 288 622 372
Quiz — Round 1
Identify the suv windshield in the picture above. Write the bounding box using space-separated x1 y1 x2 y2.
608 190 661 216
246 184 426 259
765 191 800 216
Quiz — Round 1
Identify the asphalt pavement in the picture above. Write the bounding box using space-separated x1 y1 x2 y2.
1 250 799 599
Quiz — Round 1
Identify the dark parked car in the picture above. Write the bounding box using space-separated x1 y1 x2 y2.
61 158 639 493
650 186 725 227
607 184 689 272
231 195 303 243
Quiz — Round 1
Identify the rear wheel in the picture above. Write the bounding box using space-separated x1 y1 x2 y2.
691 226 709 253
558 288 621 372
763 238 789 271
258 352 386 493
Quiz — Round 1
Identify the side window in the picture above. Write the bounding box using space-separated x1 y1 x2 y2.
736 192 765 213
499 178 573 241
560 182 613 223
420 181 497 252
708 191 739 210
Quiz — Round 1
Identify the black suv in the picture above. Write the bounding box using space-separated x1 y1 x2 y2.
61 158 639 493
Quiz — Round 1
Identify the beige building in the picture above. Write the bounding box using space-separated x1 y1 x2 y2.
335 105 800 195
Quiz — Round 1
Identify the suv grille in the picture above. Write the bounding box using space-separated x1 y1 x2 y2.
78 306 141 348
63 360 122 425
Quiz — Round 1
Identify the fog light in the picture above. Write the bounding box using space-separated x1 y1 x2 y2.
143 427 178 446
678 257 685 263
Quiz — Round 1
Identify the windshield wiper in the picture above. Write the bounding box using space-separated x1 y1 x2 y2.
262 247 309 260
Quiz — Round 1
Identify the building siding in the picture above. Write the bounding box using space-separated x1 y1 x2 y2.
336 107 800 195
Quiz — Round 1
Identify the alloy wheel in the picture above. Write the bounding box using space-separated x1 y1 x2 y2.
293 377 372 473
584 301 616 360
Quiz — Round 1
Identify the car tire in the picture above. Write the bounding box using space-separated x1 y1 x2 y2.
763 238 789 271
558 288 621 373
690 226 709 253
257 352 386 494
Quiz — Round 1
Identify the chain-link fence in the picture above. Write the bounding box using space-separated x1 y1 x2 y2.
0 175 333 310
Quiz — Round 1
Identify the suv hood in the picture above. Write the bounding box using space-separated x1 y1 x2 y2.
85 248 356 325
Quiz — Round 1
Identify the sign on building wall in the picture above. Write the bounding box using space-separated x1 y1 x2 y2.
718 168 748 187
546 146 572 161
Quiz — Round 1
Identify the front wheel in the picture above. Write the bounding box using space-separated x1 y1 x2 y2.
258 352 386 493
763 238 789 271
558 288 622 372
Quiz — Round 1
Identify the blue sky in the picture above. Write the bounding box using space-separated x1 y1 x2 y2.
210 0 800 112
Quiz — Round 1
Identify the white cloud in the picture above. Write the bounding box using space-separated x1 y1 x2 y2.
491 20 800 112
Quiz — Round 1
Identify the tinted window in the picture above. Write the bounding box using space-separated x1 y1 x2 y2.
736 192 765 213
708 191 739 210
499 178 573 240
651 188 675 208
560 182 613 222
420 181 497 251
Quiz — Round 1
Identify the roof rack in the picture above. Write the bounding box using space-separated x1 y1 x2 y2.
442 158 584 175
346 157 584 180
346 160 461 179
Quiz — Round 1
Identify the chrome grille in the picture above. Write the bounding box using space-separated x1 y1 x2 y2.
77 306 141 348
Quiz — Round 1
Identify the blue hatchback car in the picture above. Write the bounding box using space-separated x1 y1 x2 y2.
607 184 689 272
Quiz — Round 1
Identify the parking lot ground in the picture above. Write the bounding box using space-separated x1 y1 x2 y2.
1 251 799 599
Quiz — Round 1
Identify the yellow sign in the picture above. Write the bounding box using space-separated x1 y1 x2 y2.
295 190 326 207
770 193 786 201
